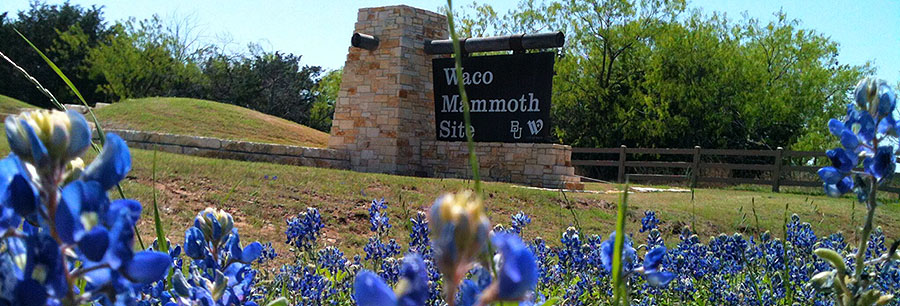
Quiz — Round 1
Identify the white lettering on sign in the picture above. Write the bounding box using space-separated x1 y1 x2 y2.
439 120 475 139
440 94 540 113
443 68 493 86
510 121 522 139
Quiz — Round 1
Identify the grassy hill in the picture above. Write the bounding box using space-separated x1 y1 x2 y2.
93 97 330 147
0 94 36 114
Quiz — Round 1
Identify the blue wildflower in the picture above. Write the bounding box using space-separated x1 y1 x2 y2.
820 78 899 199
285 207 324 252
510 211 531 235
599 232 636 274
5 110 91 168
640 211 660 233
475 234 538 305
354 254 429 306
369 198 391 235
428 191 490 301
639 246 675 287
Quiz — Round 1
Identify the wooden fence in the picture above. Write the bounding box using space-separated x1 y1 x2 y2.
571 145 900 195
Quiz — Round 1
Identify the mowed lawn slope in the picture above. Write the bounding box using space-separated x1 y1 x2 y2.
0 94 36 113
93 97 330 147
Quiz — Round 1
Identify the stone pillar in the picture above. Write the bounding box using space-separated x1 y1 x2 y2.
328 5 447 175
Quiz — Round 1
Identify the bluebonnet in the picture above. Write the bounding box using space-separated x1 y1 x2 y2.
813 78 899 305
557 226 586 275
409 212 431 255
637 245 675 287
428 191 490 302
353 253 429 306
599 232 637 275
362 199 401 282
471 233 538 305
645 228 664 250
510 211 531 235
369 198 391 234
146 208 265 305
285 207 324 253
529 237 554 286
407 211 442 305
640 211 660 233
274 263 337 305
819 78 898 199
317 246 348 276
0 110 170 305
255 242 278 265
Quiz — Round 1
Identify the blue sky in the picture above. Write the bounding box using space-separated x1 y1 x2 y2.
2 0 898 81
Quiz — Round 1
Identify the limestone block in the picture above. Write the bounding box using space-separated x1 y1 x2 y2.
537 154 556 165
181 136 221 149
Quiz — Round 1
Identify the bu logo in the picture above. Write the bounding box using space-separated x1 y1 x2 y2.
527 119 544 135
510 121 522 139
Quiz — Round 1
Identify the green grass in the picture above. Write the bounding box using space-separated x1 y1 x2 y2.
93 97 329 147
0 135 894 266
0 94 36 114
89 147 900 264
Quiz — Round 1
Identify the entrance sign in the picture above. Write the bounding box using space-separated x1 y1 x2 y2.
432 52 554 143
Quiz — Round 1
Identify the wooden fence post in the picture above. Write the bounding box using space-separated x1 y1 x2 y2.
772 147 784 192
617 145 627 183
691 146 701 188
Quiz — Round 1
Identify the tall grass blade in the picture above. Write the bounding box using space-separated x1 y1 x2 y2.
15 29 143 248
612 180 629 306
444 0 482 196
152 149 167 253
0 50 64 110
14 29 108 146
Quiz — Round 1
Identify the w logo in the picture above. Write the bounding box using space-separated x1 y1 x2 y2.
527 119 544 135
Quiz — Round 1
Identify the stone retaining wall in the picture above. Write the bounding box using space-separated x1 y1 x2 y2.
421 141 583 189
98 129 350 170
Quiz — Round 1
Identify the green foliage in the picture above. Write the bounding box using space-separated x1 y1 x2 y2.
0 1 112 107
309 68 342 132
454 0 871 151
82 16 206 101
3 2 330 130
201 47 323 126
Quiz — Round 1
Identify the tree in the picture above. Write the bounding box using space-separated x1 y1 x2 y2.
454 0 869 151
309 69 342 132
201 46 322 126
0 1 112 107
83 15 205 101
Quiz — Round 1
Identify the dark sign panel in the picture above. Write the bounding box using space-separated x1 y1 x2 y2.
432 52 554 142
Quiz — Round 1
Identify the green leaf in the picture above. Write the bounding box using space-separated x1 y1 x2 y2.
611 181 629 306
151 150 167 253
265 297 290 306
814 248 847 275
542 297 561 306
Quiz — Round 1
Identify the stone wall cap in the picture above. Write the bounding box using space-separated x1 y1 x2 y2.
359 5 443 15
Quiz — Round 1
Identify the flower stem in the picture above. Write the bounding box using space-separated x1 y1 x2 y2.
445 0 481 196
854 187 877 281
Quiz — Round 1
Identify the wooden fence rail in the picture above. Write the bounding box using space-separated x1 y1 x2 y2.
571 145 900 195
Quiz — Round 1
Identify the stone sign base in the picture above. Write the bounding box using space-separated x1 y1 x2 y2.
421 141 583 189
328 5 583 190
